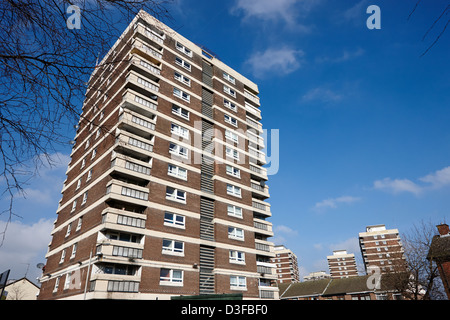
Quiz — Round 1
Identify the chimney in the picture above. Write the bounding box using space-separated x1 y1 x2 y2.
436 223 449 236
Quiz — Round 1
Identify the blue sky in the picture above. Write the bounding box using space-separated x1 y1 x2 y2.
1 0 449 282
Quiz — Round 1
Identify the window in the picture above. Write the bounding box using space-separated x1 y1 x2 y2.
70 243 77 259
166 187 186 203
53 276 61 292
71 200 77 212
162 239 184 255
227 184 241 197
171 123 189 139
81 191 88 205
173 87 190 102
65 223 72 237
224 99 237 112
229 250 245 264
160 268 183 285
64 272 72 290
81 158 86 169
174 71 191 86
227 205 243 218
228 227 244 240
76 217 82 231
172 104 190 120
230 275 246 289
224 85 236 97
85 139 90 149
91 148 97 159
86 169 92 181
225 147 239 161
60 249 66 264
168 164 188 180
169 142 189 158
225 130 238 143
224 114 238 127
223 72 235 84
226 165 240 178
76 179 81 190
175 56 191 71
176 42 192 57
95 128 101 139
164 212 185 228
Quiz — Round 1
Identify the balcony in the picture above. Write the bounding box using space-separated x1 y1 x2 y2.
244 89 260 107
253 219 274 237
105 179 149 207
121 89 157 119
245 101 262 120
251 179 270 199
110 153 152 182
118 108 156 139
126 71 160 99
130 54 161 80
114 128 154 160
131 37 162 65
252 199 271 217
246 116 263 133
101 207 147 232
255 239 275 258
134 22 165 49
249 164 268 181
248 146 266 165
247 129 265 150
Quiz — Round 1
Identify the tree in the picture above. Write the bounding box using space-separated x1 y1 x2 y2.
0 0 174 245
408 0 450 56
385 220 447 300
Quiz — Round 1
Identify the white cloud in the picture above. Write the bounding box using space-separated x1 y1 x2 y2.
314 196 361 211
246 46 304 78
373 166 450 195
0 219 53 281
419 166 450 189
329 237 360 255
231 0 301 25
373 177 422 195
302 87 343 103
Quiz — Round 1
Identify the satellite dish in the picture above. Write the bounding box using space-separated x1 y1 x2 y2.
36 263 45 269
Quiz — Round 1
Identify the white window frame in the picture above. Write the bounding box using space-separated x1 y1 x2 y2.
175 56 191 71
162 239 184 256
225 147 239 161
164 212 186 229
225 130 238 143
228 227 244 241
172 104 190 120
176 41 192 57
227 205 243 218
171 123 189 139
76 178 81 190
64 272 71 290
59 249 66 264
229 250 245 264
169 142 189 158
53 276 61 292
86 169 92 181
223 72 235 84
168 164 188 180
81 191 88 205
224 85 236 97
76 217 82 231
227 184 242 198
160 268 183 286
173 87 190 102
65 223 72 237
224 99 237 112
70 243 77 259
230 275 247 290
174 71 191 86
166 187 186 203
224 114 238 127
91 148 97 159
226 165 240 179
71 200 77 212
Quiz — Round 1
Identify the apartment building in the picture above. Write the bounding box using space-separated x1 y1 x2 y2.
303 271 331 282
327 250 358 279
37 10 277 300
272 245 300 283
359 224 406 274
